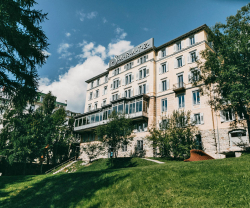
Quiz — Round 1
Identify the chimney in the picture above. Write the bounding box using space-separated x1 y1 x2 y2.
65 100 67 104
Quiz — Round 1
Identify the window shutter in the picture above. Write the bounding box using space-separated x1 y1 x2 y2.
93 92 96 99
112 70 115 76
166 47 168 56
146 55 148 60
200 113 204 124
137 59 140 64
181 40 185 49
132 74 134 82
132 62 134 67
167 79 170 90
188 72 192 83
121 92 124 98
124 65 127 70
159 83 162 92
166 62 169 72
195 34 198 43
196 49 200 60
191 115 194 124
232 110 236 120
174 44 177 52
158 51 162 60
187 53 191 64
110 97 112 102
131 88 134 96
88 94 90 100
136 72 139 80
174 59 177 69
159 66 162 75
220 111 225 123
135 88 138 96
110 83 113 90
146 68 149 76
182 56 185 66
186 38 190 47
146 83 149 93
122 78 125 86
119 79 121 87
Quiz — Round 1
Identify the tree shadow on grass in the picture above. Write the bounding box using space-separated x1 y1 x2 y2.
0 170 130 208
107 157 137 169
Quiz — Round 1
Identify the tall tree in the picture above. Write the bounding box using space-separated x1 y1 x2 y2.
147 110 198 159
0 0 49 109
197 3 250 140
95 112 134 158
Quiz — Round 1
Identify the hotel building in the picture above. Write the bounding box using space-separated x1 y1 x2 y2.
74 24 249 160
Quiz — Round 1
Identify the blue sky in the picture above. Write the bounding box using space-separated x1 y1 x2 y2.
34 0 249 113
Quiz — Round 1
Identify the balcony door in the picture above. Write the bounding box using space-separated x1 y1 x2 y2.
178 75 183 88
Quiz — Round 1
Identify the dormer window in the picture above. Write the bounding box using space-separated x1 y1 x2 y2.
91 82 94 89
97 78 100 86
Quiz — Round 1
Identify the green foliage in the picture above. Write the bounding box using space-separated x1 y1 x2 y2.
95 111 134 158
0 0 49 109
148 110 198 159
197 3 250 136
81 143 105 163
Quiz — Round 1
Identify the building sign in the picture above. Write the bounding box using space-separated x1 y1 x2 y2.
109 38 154 68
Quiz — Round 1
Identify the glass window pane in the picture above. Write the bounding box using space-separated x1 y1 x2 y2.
95 113 99 122
125 104 129 114
118 104 123 113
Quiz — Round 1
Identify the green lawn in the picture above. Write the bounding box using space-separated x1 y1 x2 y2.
1 155 250 207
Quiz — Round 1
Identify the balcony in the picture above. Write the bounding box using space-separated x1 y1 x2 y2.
173 82 186 92
74 111 148 132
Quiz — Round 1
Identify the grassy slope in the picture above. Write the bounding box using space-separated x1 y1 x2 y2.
1 156 250 207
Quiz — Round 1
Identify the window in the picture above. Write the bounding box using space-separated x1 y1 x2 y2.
113 79 119 89
105 75 108 83
126 62 133 70
122 144 127 152
90 92 93 100
112 94 118 101
137 140 143 150
88 104 92 111
103 99 106 106
114 68 120 75
125 74 132 85
193 90 200 105
97 78 100 86
104 86 107 95
129 102 135 114
162 63 167 73
94 102 98 110
136 100 142 112
190 36 195 45
139 68 147 80
162 80 167 91
221 110 235 122
177 42 182 51
189 70 200 83
139 84 146 95
177 57 182 68
125 89 131 98
194 113 201 124
190 51 196 63
178 74 184 88
91 82 94 89
162 49 166 57
118 104 123 113
195 134 202 150
160 119 168 130
162 99 167 112
139 55 147 64
96 90 99 98
178 94 185 108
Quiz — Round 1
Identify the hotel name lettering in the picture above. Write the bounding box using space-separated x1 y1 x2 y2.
109 38 154 67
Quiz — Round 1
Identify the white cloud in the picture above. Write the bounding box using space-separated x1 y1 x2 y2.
39 56 107 113
103 17 107 23
77 10 98 21
143 27 149 31
87 11 97 19
40 39 133 113
115 27 127 40
66 32 71 37
108 40 133 57
42 50 51 57
57 43 72 59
